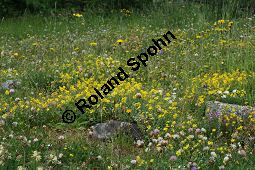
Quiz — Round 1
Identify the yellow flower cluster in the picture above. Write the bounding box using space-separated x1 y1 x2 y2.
187 70 249 106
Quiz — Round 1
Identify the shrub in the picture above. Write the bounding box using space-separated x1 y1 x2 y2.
0 0 154 18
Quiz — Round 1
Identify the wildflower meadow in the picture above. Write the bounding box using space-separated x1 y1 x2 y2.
0 0 255 169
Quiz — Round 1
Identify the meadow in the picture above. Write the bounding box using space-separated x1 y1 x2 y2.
0 1 255 169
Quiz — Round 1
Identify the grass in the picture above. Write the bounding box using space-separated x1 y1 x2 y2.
0 1 255 169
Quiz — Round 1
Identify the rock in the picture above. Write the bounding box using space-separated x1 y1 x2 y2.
88 120 143 140
206 101 255 119
1 80 20 90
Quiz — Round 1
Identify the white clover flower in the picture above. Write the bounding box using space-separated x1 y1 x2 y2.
164 133 170 138
130 159 136 165
145 147 150 152
33 138 39 142
157 137 163 141
17 166 26 170
173 134 180 139
221 95 227 98
37 166 44 170
9 89 15 94
58 153 63 158
219 165 225 170
169 155 177 161
180 131 185 136
238 149 246 156
152 139 157 143
203 146 209 151
0 144 5 156
136 140 144 147
223 156 229 164
12 122 18 127
31 151 41 161
148 142 152 147
226 153 232 158
0 119 5 126
15 98 21 102
211 152 217 158
58 135 65 140
187 135 194 139
158 90 163 95
201 128 206 132
198 135 203 139
223 90 230 94
48 153 58 163
203 137 208 141
97 155 103 160
230 144 236 149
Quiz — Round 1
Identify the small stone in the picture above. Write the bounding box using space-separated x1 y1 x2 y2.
1 80 20 90
88 120 143 141
206 101 255 119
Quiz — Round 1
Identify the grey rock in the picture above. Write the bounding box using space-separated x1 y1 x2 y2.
206 101 255 119
1 80 20 90
88 120 143 140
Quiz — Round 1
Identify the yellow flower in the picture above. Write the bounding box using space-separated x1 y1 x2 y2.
183 144 189 150
237 126 243 130
176 149 182 156
90 42 97 46
136 156 145 166
126 109 132 113
218 19 225 24
173 113 177 119
217 147 223 151
73 13 82 17
116 39 125 44
2 113 9 119
197 95 205 106
49 47 55 52
208 141 213 145
196 35 202 39
5 90 10 95
219 39 227 45
228 21 233 27
69 153 74 157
